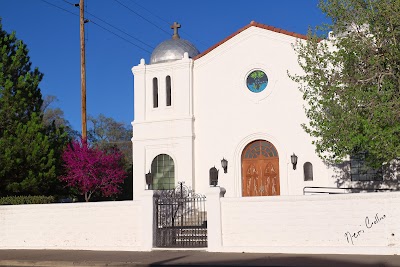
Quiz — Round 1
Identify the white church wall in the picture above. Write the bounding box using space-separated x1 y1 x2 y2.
193 26 335 197
132 56 196 198
216 191 400 254
131 117 195 197
131 59 146 122
132 56 194 124
0 201 144 251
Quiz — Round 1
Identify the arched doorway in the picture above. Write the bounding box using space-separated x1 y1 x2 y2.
241 140 280 197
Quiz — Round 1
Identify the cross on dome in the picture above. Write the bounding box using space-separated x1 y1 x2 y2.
171 22 181 40
149 21 199 64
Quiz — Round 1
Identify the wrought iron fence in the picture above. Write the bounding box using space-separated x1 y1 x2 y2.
154 182 207 248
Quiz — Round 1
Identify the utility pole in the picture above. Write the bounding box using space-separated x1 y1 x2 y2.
79 0 87 140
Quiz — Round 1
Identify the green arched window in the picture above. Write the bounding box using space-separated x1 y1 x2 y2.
151 154 175 190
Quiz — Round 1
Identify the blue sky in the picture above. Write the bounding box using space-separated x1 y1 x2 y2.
0 0 328 131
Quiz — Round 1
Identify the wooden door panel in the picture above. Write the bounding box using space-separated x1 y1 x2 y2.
262 159 280 196
242 140 279 197
242 162 259 197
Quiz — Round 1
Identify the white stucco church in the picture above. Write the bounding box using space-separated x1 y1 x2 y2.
1 21 398 255
131 21 378 198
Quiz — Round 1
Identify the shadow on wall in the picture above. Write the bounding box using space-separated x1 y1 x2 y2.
330 160 400 192
148 254 398 267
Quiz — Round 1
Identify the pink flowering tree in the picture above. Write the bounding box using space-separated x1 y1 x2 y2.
61 139 126 202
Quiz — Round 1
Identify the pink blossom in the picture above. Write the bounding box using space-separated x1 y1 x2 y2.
61 139 126 202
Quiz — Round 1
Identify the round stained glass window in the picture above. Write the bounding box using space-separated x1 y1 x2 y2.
246 70 268 93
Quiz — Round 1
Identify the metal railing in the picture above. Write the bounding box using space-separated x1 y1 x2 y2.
154 182 207 248
303 186 395 195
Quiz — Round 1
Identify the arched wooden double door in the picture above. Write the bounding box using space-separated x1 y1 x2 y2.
242 140 280 197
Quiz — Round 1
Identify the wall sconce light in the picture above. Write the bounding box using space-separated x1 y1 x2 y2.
221 158 228 173
291 153 298 170
145 171 153 189
209 167 219 187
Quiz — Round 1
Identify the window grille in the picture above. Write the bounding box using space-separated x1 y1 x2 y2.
242 140 278 159
151 154 175 189
350 153 382 181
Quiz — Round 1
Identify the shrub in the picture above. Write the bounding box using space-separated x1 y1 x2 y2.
0 195 55 205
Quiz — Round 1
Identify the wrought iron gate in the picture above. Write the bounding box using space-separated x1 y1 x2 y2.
154 183 207 248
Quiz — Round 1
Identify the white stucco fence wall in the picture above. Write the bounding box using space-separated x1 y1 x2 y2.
0 200 145 251
208 190 400 255
2 191 399 254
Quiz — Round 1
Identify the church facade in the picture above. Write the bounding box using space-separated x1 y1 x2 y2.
1 21 399 255
131 21 343 199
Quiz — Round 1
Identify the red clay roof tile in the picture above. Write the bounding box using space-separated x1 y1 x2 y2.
193 21 308 61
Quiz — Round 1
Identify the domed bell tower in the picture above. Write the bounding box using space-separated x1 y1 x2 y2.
131 22 199 198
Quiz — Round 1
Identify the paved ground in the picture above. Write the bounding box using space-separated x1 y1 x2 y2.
0 250 399 267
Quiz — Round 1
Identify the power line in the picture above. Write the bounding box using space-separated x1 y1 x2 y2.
84 10 154 49
128 0 209 47
41 0 152 53
90 20 152 54
60 0 154 49
61 0 76 6
58 0 87 42
41 0 79 17
114 0 170 36
128 0 171 26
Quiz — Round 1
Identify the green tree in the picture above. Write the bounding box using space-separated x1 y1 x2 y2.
0 20 68 197
291 0 400 167
87 114 133 200
88 114 132 165
42 95 80 139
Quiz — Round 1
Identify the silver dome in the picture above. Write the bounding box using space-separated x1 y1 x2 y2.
150 38 200 64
